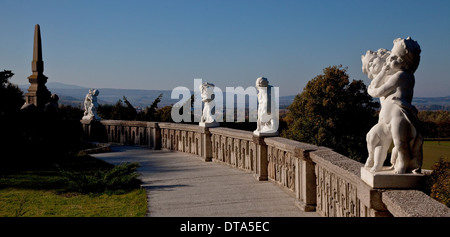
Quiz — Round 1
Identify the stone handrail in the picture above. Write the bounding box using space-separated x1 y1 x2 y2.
81 119 450 217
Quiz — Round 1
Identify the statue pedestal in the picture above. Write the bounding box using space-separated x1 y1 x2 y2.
199 122 220 128
361 167 424 189
253 130 279 137
252 132 279 181
80 119 107 142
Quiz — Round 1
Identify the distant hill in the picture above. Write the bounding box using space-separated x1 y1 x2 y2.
279 94 450 111
19 82 450 111
45 82 88 90
413 96 450 110
19 83 176 108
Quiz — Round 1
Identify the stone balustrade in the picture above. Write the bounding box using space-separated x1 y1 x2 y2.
209 127 257 172
310 149 388 217
81 119 450 217
81 120 160 148
264 137 325 211
159 122 203 157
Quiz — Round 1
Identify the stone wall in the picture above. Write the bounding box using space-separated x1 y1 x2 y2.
81 120 450 217
82 120 160 148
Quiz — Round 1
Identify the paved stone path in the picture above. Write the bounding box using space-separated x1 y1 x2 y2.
92 146 319 217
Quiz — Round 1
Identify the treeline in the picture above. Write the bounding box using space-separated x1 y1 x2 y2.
416 104 450 111
97 94 173 122
95 95 257 131
418 110 450 139
1 70 83 168
56 95 173 122
56 93 450 141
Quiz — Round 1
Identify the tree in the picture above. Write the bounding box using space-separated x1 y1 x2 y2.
137 93 163 121
154 105 173 122
418 110 450 138
426 159 450 207
282 65 379 162
0 70 24 117
121 96 137 120
97 96 137 120
1 71 83 166
58 104 84 120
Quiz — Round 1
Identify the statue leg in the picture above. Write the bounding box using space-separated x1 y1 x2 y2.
367 123 391 172
365 132 375 168
391 117 414 174
389 146 398 170
409 131 424 174
370 139 391 172
365 125 380 168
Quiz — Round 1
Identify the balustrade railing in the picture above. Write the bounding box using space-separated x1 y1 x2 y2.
81 119 450 217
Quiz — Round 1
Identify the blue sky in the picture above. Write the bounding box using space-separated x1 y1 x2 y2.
1 0 449 96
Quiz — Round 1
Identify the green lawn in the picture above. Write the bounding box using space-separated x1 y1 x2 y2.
0 154 147 217
0 188 147 217
423 141 450 170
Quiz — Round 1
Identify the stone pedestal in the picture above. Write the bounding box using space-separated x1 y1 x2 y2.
153 125 162 150
253 135 268 181
253 131 279 137
361 167 425 189
295 158 316 212
199 122 220 128
252 132 280 181
81 119 107 143
199 126 214 162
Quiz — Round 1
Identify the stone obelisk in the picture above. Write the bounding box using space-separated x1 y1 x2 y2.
23 24 51 110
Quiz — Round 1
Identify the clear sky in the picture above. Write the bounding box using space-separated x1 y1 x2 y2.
1 0 449 97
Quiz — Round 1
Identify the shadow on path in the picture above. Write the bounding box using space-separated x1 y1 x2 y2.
92 145 319 217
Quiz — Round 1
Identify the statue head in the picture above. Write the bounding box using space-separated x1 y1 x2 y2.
256 77 269 89
390 37 421 73
362 50 377 76
362 49 390 79
92 89 99 96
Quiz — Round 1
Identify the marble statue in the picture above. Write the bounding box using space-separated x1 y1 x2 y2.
362 49 393 172
254 77 278 136
362 37 423 174
82 89 101 120
199 82 219 127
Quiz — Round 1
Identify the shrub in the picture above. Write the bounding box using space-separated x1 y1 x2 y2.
426 158 450 207
61 163 142 195
282 65 379 162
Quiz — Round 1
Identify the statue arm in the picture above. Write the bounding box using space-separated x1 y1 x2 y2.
370 65 389 88
368 72 402 98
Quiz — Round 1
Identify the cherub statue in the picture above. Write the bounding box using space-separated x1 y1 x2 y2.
362 49 395 172
199 82 218 127
82 89 101 120
254 77 278 136
364 37 423 174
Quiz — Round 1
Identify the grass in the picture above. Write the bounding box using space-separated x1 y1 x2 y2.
0 154 147 217
0 188 147 217
423 141 450 170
